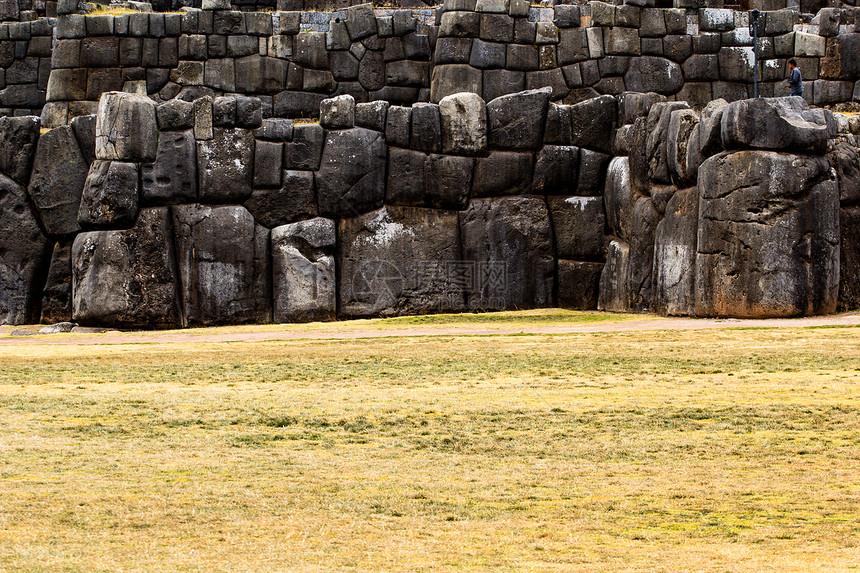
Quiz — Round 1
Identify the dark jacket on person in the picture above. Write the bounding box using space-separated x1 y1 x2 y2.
789 67 803 96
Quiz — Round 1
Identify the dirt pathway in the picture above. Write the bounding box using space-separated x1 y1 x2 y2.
1 312 859 346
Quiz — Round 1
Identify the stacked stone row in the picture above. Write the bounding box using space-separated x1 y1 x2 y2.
430 0 860 108
0 16 54 115
44 3 436 126
39 1 860 128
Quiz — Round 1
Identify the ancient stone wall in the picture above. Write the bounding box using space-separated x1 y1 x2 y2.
39 2 860 128
2 88 859 327
0 17 54 115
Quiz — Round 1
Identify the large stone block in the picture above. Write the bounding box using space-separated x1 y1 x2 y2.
643 100 689 185
458 196 554 310
557 260 603 309
40 240 73 325
597 237 629 312
197 127 255 203
430 64 482 103
316 127 387 217
172 204 271 326
486 87 551 150
95 92 158 162
272 217 336 323
472 150 534 196
142 130 197 205
0 115 40 186
245 170 317 228
652 186 697 316
439 91 487 155
569 93 617 154
78 160 139 229
72 207 181 328
530 145 579 195
839 207 860 310
695 151 839 317
547 195 605 260
338 206 466 317
27 125 89 236
623 56 683 94
720 96 830 153
0 174 51 325
667 108 699 188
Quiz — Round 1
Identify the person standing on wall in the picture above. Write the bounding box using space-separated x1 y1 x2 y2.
787 59 803 97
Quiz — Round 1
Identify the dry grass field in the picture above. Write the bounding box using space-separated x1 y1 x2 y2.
0 310 858 572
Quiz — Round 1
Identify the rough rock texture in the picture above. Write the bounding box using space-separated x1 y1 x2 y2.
696 151 839 317
839 207 860 311
40 240 73 324
78 160 139 229
72 207 181 328
459 196 554 311
319 94 356 129
197 127 255 203
558 259 603 309
486 87 551 150
530 145 579 195
141 130 198 205
624 56 684 94
0 174 51 325
547 195 605 260
720 97 830 153
598 238 630 312
338 206 465 317
316 127 387 217
0 116 40 186
439 92 487 155
172 204 271 326
245 170 318 228
95 92 158 162
652 186 697 316
569 94 617 154
667 108 699 188
272 217 336 323
27 125 90 236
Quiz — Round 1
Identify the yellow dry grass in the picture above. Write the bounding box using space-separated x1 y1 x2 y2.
0 317 858 571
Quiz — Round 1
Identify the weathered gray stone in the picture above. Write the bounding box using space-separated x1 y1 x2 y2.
644 101 689 185
544 103 572 145
618 91 666 125
439 92 487 156
355 100 389 132
78 160 139 229
284 123 324 170
272 217 336 323
338 206 465 317
569 94 617 154
316 127 387 217
720 96 830 153
623 56 683 94
598 238 630 312
72 207 181 328
426 154 474 210
558 260 603 309
197 127 255 203
652 186 697 316
576 148 611 195
141 130 197 205
172 204 271 326
27 125 89 236
547 195 605 260
319 94 356 129
472 151 534 196
459 196 554 310
410 103 442 154
430 64 482 103
667 108 699 188
40 240 73 325
0 174 50 325
0 115 39 186
530 145 579 195
346 3 377 41
95 92 158 162
839 207 860 310
828 140 860 205
486 87 551 150
696 151 839 317
252 140 283 189
245 170 317 228
482 69 525 102
156 99 194 130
